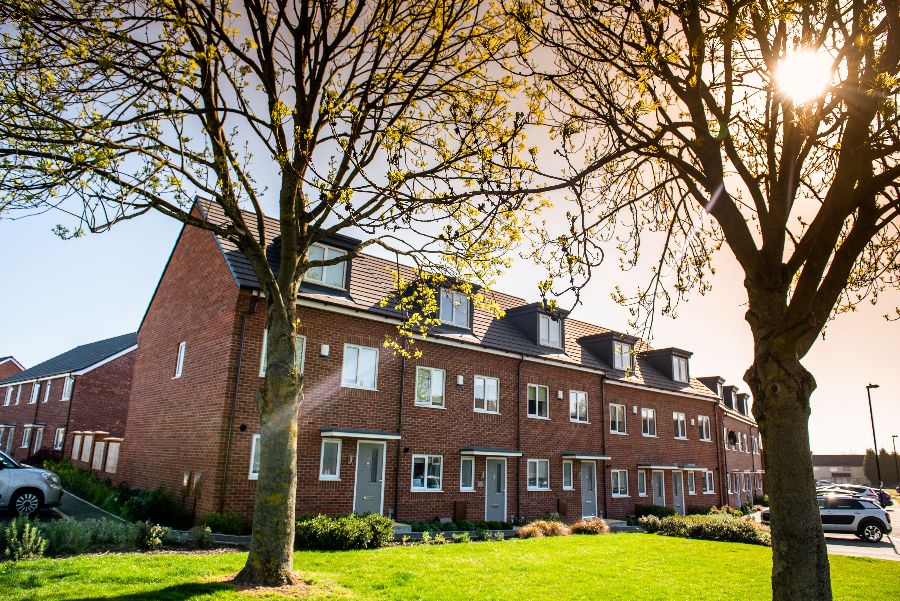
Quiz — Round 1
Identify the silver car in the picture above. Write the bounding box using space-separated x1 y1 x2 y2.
762 495 892 542
0 450 63 515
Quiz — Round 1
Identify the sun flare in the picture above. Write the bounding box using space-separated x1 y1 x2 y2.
775 50 833 105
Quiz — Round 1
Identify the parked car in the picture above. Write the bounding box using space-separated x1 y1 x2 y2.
761 495 892 542
0 450 63 515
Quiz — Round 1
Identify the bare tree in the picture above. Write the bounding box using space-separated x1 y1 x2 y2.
0 0 539 585
512 1 900 599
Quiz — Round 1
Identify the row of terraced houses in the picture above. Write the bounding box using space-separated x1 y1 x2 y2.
0 201 765 523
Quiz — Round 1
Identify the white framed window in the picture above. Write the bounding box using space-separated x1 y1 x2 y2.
460 456 475 492
174 341 186 378
473 375 499 414
527 384 549 419
248 434 261 480
71 434 82 460
641 408 657 437
687 471 696 495
43 381 51 403
613 341 633 371
562 460 574 490
611 469 629 497
743 434 749 453
538 314 562 348
703 470 715 493
33 427 43 452
609 403 627 434
62 377 74 401
752 435 759 455
698 415 711 441
15 384 21 404
20 427 32 449
439 288 469 328
53 428 65 451
673 356 689 382
4 428 12 454
259 331 306 378
319 438 341 480
527 458 550 490
3 387 11 406
80 434 93 462
341 344 378 390
569 390 588 423
727 474 733 493
306 243 348 289
411 454 443 491
637 470 647 496
673 412 687 439
29 383 40 404
414 366 445 408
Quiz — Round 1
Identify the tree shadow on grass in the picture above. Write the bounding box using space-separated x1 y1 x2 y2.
64 581 233 601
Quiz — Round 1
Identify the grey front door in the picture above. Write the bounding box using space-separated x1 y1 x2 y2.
580 461 597 517
672 471 685 515
354 441 384 515
651 470 665 506
485 458 506 522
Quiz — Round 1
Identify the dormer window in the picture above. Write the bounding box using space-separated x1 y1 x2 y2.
613 341 633 370
439 289 469 328
673 356 689 383
717 382 723 399
538 314 561 348
306 243 347 289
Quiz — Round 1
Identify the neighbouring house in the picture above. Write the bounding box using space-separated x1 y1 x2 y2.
117 200 764 523
0 357 25 381
812 455 867 485
0 334 137 478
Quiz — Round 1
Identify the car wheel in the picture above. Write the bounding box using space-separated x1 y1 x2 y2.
858 521 884 543
12 490 42 516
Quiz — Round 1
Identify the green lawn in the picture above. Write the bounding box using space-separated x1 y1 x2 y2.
1 534 897 600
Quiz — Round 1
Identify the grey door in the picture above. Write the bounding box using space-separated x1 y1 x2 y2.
485 458 506 522
672 471 685 515
580 461 597 518
651 471 665 506
354 441 384 515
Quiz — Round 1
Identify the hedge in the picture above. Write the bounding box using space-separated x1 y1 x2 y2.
295 514 394 550
639 514 771 546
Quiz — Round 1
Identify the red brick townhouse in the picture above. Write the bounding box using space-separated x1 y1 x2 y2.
0 357 25 381
0 334 137 478
699 377 765 507
118 201 763 523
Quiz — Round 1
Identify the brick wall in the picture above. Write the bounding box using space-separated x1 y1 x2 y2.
0 375 70 461
721 411 764 507
0 360 23 381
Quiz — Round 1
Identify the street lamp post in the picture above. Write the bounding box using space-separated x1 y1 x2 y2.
892 435 899 489
866 384 882 487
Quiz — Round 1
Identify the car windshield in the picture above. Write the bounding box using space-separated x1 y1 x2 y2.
0 450 22 469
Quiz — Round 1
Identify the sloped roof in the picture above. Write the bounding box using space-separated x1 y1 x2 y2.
196 200 718 399
0 333 137 386
812 455 865 467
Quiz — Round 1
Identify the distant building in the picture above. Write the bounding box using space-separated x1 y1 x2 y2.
0 357 25 381
812 455 867 485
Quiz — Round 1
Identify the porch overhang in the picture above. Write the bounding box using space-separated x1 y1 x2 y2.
319 427 401 440
562 452 611 461
460 447 522 457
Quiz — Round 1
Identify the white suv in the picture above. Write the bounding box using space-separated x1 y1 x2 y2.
762 495 892 542
0 450 63 515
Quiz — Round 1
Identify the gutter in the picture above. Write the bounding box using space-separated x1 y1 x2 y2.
599 373 608 519
393 340 407 521
218 291 259 512
515 355 524 519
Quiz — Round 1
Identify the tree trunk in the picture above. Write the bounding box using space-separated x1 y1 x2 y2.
746 345 832 601
235 307 300 586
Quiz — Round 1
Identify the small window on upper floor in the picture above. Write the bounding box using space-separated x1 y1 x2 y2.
673 356 689 383
61 376 74 401
439 288 469 328
174 341 186 378
306 243 348 289
613 341 633 371
29 383 40 404
538 314 562 348
3 386 12 407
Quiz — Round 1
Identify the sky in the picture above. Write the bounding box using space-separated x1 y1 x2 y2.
1 205 897 455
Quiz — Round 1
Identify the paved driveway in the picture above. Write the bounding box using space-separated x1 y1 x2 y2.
825 504 899 562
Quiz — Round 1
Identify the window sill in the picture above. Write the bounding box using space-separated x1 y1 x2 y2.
414 403 446 410
609 430 628 436
638 493 648 497
248 474 259 481
642 434 658 438
410 488 443 493
527 415 550 421
699 439 712 443
341 384 378 392
319 476 341 482
527 487 552 492
674 436 688 441
460 488 475 493
562 486 574 491
611 494 630 498
570 420 590 425
474 409 500 415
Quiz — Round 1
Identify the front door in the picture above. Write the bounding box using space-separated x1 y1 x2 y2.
485 458 507 522
651 470 666 506
354 441 385 515
580 461 597 518
672 471 685 515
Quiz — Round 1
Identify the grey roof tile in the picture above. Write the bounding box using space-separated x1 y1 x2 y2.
0 333 137 386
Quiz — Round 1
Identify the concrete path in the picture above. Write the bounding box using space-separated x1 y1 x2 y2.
55 490 126 522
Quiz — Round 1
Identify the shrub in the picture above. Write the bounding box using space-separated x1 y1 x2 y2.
295 514 393 551
686 505 714 516
571 518 610 535
634 504 676 518
2 517 47 561
408 519 513 532
451 532 471 543
133 522 169 551
189 526 215 549
85 519 136 549
39 519 91 555
197 511 251 535
638 515 660 533
711 505 743 517
516 520 571 538
536 512 562 522
122 488 193 529
657 516 690 538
